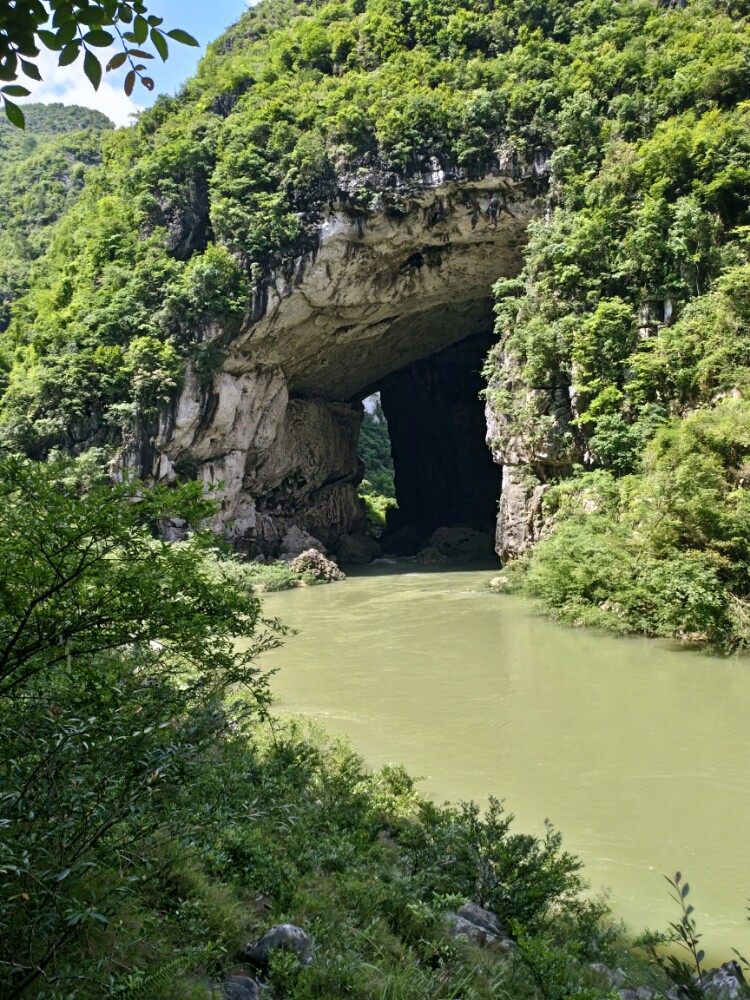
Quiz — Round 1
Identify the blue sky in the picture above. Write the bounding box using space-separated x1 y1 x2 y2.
19 0 252 126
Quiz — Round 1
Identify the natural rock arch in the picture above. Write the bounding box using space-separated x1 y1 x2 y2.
126 169 543 560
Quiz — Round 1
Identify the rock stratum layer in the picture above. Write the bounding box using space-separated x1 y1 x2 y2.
127 173 540 559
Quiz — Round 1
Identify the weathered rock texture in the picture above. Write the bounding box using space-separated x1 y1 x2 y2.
240 924 313 971
443 902 514 950
485 347 581 560
123 170 540 558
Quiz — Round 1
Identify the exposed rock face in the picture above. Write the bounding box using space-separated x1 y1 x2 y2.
222 975 260 1000
125 171 541 558
443 903 514 950
240 924 313 971
288 549 345 582
485 347 581 560
495 466 550 562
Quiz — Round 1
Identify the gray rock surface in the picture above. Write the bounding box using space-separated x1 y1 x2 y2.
617 988 656 1000
240 924 313 971
495 465 551 561
699 961 747 999
288 549 345 582
279 526 326 560
484 343 583 560
222 975 260 1000
337 533 381 565
444 902 513 949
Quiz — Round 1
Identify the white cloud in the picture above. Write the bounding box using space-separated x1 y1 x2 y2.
18 47 144 128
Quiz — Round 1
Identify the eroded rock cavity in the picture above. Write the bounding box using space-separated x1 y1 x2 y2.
380 332 502 555
127 172 542 560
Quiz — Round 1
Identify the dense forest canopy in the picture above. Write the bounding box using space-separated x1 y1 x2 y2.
0 103 112 332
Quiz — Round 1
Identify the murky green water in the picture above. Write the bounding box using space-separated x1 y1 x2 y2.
256 565 750 960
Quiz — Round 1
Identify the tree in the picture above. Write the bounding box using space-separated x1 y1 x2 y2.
0 0 199 128
0 455 282 996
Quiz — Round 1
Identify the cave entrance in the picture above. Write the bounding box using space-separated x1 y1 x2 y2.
358 329 501 558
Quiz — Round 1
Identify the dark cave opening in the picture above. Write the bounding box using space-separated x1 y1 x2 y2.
366 329 502 557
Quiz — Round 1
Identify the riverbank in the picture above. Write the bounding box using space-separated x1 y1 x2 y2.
254 566 750 966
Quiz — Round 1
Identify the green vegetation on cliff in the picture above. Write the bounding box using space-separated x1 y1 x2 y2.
0 104 112 335
1 1 750 639
477 0 750 647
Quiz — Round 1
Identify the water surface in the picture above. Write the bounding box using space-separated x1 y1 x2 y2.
255 566 750 960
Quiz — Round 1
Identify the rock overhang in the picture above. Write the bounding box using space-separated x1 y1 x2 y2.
136 168 545 559
224 174 539 399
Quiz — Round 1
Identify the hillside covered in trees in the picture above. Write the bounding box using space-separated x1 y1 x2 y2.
0 103 112 333
3 0 750 996
0 0 749 645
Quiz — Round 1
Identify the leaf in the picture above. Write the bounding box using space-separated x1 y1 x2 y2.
124 68 136 96
76 8 108 25
166 29 200 47
681 883 690 898
20 59 42 81
106 51 127 72
126 49 153 60
52 6 75 28
37 29 64 51
151 28 168 62
58 42 81 67
1 85 31 97
57 21 78 45
3 99 25 129
141 76 154 91
84 50 102 90
84 30 115 47
133 14 149 44
54 867 72 882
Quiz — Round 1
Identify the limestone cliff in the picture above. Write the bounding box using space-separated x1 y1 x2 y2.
126 170 541 560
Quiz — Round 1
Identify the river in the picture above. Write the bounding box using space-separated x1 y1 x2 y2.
254 565 750 962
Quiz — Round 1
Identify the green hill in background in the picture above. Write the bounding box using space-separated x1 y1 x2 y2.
0 104 113 335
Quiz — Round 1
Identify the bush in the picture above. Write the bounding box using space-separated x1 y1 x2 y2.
0 457 281 997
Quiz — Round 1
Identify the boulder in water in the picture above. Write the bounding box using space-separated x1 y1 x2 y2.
288 549 345 582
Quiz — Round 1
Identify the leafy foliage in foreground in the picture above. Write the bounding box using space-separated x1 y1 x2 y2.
0 1 198 128
0 456 282 997
0 457 644 1000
